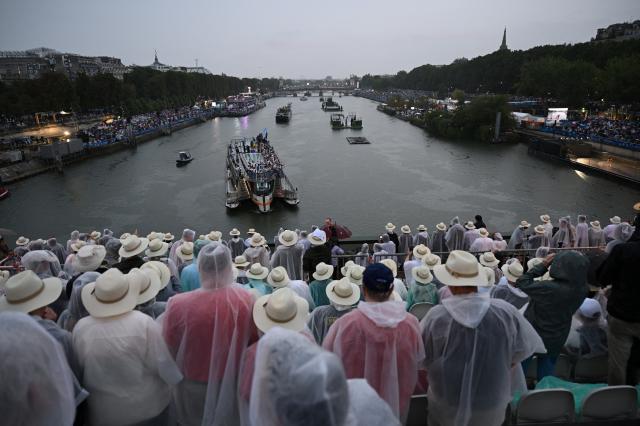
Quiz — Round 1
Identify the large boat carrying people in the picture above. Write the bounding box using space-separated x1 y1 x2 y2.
275 104 292 123
322 97 343 111
225 132 299 213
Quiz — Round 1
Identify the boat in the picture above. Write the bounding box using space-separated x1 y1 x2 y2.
225 93 266 117
176 151 193 166
330 113 346 130
304 91 312 97
348 113 363 130
275 104 292 123
319 97 324 102
322 97 343 112
0 186 9 200
225 132 299 213
300 96 308 101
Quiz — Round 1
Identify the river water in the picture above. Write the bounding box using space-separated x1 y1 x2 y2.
2 95 639 241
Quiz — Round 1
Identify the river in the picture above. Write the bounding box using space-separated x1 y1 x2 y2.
2 95 639 241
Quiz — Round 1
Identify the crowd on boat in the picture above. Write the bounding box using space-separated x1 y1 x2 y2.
543 116 640 145
231 135 283 177
1 207 639 425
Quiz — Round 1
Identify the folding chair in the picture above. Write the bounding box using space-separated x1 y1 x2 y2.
515 389 575 424
580 385 638 422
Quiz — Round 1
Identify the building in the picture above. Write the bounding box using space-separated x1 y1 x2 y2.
147 51 211 75
593 20 640 42
499 27 508 51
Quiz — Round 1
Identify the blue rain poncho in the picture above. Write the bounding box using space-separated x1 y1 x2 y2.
406 282 438 310
180 262 200 292
309 278 332 307
243 278 271 296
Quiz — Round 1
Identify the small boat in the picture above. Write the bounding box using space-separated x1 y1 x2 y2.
300 96 308 101
276 104 292 123
0 187 9 200
330 113 345 130
304 91 312 97
176 151 193 167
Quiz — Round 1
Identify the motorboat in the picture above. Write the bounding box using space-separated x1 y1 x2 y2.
176 151 193 166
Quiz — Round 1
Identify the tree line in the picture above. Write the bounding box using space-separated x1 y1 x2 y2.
0 67 280 118
361 39 640 108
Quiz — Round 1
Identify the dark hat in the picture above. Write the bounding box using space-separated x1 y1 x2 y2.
363 263 394 293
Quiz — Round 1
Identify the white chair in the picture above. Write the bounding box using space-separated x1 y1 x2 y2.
409 303 434 321
405 394 428 426
580 385 637 422
573 355 608 383
516 389 575 424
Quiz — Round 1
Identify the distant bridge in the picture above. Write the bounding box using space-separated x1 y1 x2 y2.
280 85 356 92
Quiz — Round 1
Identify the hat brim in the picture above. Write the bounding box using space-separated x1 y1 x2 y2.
81 279 139 318
313 270 333 281
141 261 171 289
308 238 325 246
177 252 194 262
278 234 298 247
479 258 499 267
234 261 251 268
540 216 550 223
0 277 62 314
118 238 149 258
230 232 241 236
434 264 489 287
253 294 308 333
589 222 601 229
267 276 290 288
137 270 162 305
464 225 476 230
501 264 522 283
411 269 433 285
246 269 269 280
145 242 169 258
412 246 429 259
610 218 620 224
436 225 447 231
250 238 267 247
385 226 396 232
326 280 361 306
71 247 106 273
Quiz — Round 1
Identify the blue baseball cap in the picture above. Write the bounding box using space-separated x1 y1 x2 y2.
363 263 394 293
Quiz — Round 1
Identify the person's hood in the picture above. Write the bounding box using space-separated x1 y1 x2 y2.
442 292 490 329
549 251 589 285
358 301 407 328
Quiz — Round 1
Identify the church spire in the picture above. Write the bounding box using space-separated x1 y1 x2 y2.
154 49 159 64
499 27 508 51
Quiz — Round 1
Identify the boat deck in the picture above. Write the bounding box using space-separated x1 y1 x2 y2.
347 137 371 144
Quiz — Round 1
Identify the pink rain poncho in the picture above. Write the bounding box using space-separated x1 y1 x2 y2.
323 300 425 421
421 293 545 426
162 243 258 426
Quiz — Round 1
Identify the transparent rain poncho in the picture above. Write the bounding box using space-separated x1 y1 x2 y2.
243 245 270 267
462 230 480 251
0 312 76 426
250 327 399 426
414 231 431 248
552 217 575 248
445 218 465 252
354 243 370 267
492 233 507 252
379 233 396 254
170 229 196 265
104 238 122 267
21 249 63 278
469 236 494 253
162 242 259 426
270 244 304 280
605 223 634 254
28 239 45 251
421 294 545 426
588 227 606 247
323 301 425 421
575 215 589 248
431 229 447 253
526 233 550 251
507 226 527 250
61 271 100 332
398 233 412 254
228 237 246 259
47 238 67 265
66 230 80 252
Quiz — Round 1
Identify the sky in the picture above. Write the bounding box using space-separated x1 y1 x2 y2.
1 0 638 79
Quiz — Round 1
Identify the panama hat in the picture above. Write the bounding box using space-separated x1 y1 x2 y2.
119 235 149 259
340 260 355 277
412 265 433 285
540 214 551 223
464 221 476 230
433 250 489 287
346 265 365 286
163 233 175 242
176 242 194 262
519 221 531 229
483 267 496 286
89 231 101 240
233 255 250 268
534 225 546 235
197 235 206 241
253 287 309 333
15 236 30 246
417 225 427 232
249 233 267 247
412 244 431 260
326 278 361 306
385 223 396 232
479 252 499 267
119 232 131 241
308 229 327 246
141 261 171 289
380 259 398 278
206 231 223 242
422 253 442 270
278 230 299 247
246 263 269 280
146 231 163 241
145 238 169 258
71 245 106 273
527 257 544 270
81 268 142 318
501 260 524 282
247 228 256 235
267 266 290 288
436 222 447 232
229 228 241 237
130 268 161 305
70 240 86 253
313 262 334 281
610 216 621 224
400 225 411 234
0 270 62 314
589 220 601 230
478 228 489 238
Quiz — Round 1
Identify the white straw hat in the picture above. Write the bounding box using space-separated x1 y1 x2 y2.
417 225 427 232
176 242 194 262
15 236 30 246
0 270 62 314
527 257 544 270
253 287 309 333
313 262 334 281
119 232 131 241
141 261 171 289
534 225 546 235
589 221 601 229
81 268 142 318
479 252 499 267
163 233 175 242
501 260 524 282
71 245 106 273
131 268 161 305
340 260 355 277
246 263 269 280
436 222 447 232
385 222 396 232
146 231 164 241
247 228 256 235
206 231 223 242
118 235 149 258
610 216 621 224
346 265 365 286
433 250 489 287
464 221 476 230
519 220 531 229
249 233 267 247
89 231 101 240
422 253 442 270
540 214 551 223
326 278 361 306
70 240 86 253
278 230 299 247
145 238 169 258
400 225 411 234
412 265 433 285
267 266 290 288
229 228 241 236
308 229 327 246
412 244 431 260
380 259 397 278
234 255 250 268
478 228 489 238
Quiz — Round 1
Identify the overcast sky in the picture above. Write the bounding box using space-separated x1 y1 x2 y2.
1 0 638 79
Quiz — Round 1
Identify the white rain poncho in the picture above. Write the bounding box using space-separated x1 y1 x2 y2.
403 259 422 288
249 327 399 426
414 231 431 248
307 303 355 344
492 233 507 252
289 279 316 311
73 309 182 426
605 223 634 254
378 234 396 254
273 227 285 248
543 221 554 240
228 237 246 258
588 227 606 247
372 245 391 262
170 229 196 265
243 245 270 267
394 278 408 300
21 249 63 278
323 300 425 421
61 271 100 331
431 229 447 253
0 312 76 426
270 244 304 280
469 236 494 253
421 294 545 426
445 218 465 251
552 217 575 248
462 230 480 251
354 243 370 267
104 238 122 267
575 215 589 248
398 233 412 254
526 234 550 251
490 283 529 310
162 243 259 426
47 238 67 265
507 226 527 250
66 230 80 252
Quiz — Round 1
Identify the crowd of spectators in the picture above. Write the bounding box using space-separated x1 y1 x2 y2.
543 116 640 146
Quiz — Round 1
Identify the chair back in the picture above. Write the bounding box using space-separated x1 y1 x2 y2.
516 389 575 424
581 386 637 422
409 302 434 321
